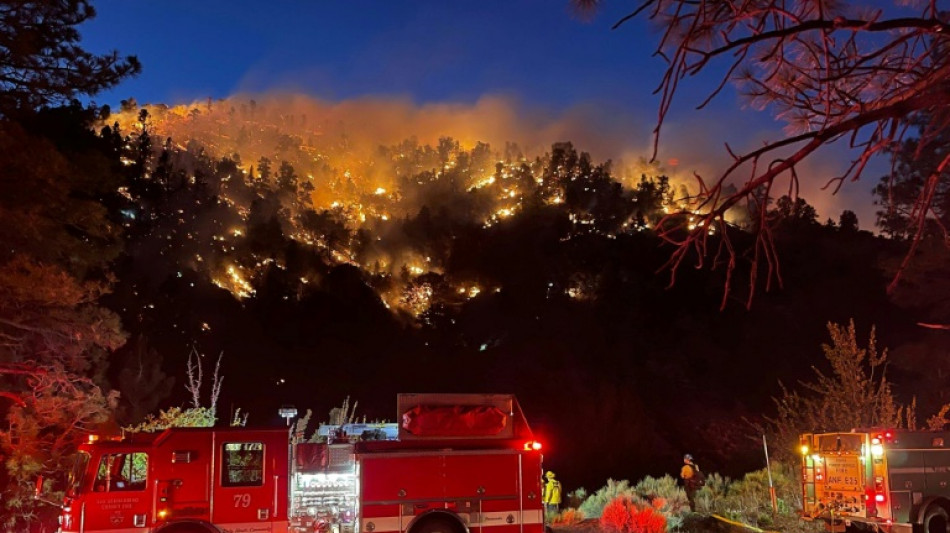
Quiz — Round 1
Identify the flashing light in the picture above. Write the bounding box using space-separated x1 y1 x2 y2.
875 493 886 503
158 509 169 519
801 444 809 455
87 434 99 444
871 443 884 457
524 440 542 451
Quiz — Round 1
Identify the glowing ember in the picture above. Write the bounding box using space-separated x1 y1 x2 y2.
213 265 256 299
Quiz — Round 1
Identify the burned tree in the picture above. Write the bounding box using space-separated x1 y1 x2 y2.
580 0 949 307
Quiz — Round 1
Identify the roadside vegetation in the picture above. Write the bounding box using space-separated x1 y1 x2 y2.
551 465 825 533
549 318 950 533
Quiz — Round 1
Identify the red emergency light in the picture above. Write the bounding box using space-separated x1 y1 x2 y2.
523 440 542 451
874 431 896 444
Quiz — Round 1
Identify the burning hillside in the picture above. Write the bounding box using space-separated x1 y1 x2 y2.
105 95 730 320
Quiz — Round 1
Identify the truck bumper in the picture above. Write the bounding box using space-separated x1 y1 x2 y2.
843 518 913 533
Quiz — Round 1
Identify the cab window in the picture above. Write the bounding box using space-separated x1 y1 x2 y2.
222 442 263 487
94 452 148 492
68 452 90 496
818 434 864 453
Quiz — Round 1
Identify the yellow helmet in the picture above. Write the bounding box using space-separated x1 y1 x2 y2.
545 471 556 478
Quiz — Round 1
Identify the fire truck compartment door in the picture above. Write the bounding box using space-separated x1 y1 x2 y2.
924 449 950 491
361 451 522 533
445 453 521 533
442 453 519 497
361 454 445 501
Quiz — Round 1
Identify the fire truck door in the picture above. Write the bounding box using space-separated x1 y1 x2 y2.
159 446 211 521
83 451 152 531
212 440 275 532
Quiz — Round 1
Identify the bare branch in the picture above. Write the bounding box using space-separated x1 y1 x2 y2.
599 0 950 302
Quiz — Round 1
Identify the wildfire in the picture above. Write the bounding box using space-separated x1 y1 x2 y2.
103 96 719 317
213 264 256 299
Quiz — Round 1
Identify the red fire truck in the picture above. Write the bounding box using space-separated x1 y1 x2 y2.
46 393 546 533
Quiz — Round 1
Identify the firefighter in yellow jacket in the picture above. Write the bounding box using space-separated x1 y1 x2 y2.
542 471 562 514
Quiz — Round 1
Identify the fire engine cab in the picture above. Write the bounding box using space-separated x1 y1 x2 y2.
51 393 545 533
801 429 950 533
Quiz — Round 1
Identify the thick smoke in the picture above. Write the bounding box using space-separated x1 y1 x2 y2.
118 92 873 222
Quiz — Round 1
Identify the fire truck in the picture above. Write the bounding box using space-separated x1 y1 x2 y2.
46 393 546 533
800 429 950 533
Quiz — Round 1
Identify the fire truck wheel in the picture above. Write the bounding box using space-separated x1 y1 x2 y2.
923 505 949 533
411 515 464 533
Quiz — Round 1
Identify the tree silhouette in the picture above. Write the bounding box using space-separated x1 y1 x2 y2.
0 0 140 116
839 210 859 233
773 195 818 229
874 116 950 241
579 0 949 303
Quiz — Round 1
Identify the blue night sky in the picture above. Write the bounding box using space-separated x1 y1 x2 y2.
79 0 883 224
81 2 668 108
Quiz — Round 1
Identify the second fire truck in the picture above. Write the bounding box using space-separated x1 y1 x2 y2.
801 428 950 533
46 393 546 533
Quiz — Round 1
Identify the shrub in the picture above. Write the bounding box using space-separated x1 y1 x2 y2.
566 487 588 509
552 508 585 526
631 475 690 529
579 479 637 518
600 496 667 533
693 472 729 514
701 462 811 529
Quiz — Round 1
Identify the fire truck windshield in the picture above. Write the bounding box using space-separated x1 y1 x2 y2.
818 434 864 453
67 452 90 496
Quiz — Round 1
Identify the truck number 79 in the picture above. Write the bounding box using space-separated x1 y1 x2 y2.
233 493 251 508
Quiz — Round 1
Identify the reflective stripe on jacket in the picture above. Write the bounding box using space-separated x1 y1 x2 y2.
543 479 562 504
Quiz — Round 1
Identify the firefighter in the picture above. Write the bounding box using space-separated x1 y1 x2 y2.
680 454 702 512
542 471 562 514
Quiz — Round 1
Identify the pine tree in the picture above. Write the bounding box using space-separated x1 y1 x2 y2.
0 0 140 116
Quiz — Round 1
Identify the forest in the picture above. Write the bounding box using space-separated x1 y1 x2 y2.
1 0 949 531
